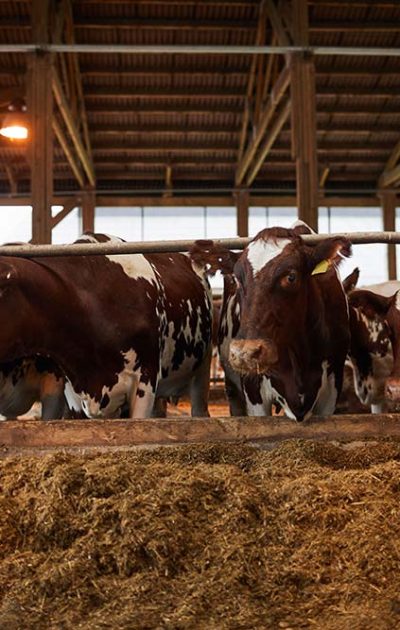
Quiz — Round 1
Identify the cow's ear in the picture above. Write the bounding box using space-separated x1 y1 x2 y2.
342 267 360 294
189 240 238 276
349 289 393 317
309 237 352 275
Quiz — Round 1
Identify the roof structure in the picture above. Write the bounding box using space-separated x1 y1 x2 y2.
0 0 400 203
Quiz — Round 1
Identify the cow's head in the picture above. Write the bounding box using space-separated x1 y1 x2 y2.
348 289 397 406
229 226 351 377
383 291 400 402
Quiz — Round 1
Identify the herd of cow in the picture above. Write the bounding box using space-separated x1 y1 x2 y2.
0 221 399 423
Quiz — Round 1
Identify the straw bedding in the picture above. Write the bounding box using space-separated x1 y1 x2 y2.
1 439 400 629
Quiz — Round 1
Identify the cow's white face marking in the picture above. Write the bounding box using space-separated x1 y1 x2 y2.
247 238 291 275
107 254 158 284
351 348 393 406
358 311 385 344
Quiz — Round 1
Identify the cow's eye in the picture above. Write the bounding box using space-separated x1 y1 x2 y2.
280 270 298 289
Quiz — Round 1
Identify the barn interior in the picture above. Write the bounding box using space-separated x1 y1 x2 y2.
0 0 399 273
1 1 400 628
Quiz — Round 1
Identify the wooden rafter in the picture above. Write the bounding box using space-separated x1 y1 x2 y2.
53 116 85 188
379 138 400 188
51 200 78 228
3 163 17 193
235 65 290 185
290 0 319 230
246 99 291 185
52 69 95 185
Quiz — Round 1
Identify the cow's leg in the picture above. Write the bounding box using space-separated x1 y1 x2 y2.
152 397 168 418
129 373 157 418
40 374 66 420
190 347 212 417
371 402 386 414
225 373 246 416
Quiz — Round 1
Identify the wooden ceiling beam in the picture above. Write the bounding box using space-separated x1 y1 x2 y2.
4 66 400 79
87 123 400 135
235 67 290 185
53 117 85 188
237 0 267 166
246 100 291 185
83 86 400 98
89 142 395 153
29 0 53 244
3 163 17 194
81 103 400 115
52 69 95 185
51 200 78 228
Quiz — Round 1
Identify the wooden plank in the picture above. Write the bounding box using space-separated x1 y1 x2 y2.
53 117 85 188
235 65 290 185
81 187 95 232
290 0 319 232
237 0 267 166
51 200 78 229
52 69 95 185
2 415 400 450
381 191 397 280
28 0 52 244
235 189 249 237
246 99 291 185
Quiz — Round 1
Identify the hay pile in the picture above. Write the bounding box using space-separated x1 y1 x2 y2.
1 440 400 629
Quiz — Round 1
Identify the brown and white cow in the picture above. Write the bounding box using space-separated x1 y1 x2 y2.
221 224 351 421
346 281 400 412
0 233 213 419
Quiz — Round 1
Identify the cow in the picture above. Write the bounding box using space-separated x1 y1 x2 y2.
0 232 213 419
220 223 351 421
345 276 400 413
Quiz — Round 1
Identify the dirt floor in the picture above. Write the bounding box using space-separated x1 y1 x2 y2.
1 439 400 629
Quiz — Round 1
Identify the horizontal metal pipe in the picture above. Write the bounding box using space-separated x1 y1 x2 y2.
0 231 398 258
1 44 400 57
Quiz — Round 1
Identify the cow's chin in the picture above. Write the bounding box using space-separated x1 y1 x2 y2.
229 338 278 375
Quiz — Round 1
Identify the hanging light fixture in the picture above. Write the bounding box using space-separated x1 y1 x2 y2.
0 98 29 140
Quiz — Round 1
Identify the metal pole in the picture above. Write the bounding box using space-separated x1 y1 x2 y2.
1 44 400 57
0 231 400 258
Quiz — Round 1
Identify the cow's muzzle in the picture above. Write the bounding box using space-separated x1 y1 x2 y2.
229 339 278 374
385 377 400 402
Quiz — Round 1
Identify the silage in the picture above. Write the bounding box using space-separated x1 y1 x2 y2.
1 440 400 629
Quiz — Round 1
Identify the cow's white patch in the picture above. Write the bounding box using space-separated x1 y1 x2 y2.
396 290 400 311
247 238 291 275
244 376 297 420
107 253 158 283
64 380 83 413
78 349 140 418
311 360 337 416
358 311 385 344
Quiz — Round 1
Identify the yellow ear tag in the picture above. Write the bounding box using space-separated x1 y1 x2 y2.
311 259 330 275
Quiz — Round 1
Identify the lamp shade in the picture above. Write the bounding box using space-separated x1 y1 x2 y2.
0 100 28 140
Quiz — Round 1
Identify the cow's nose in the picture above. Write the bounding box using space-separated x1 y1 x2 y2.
229 338 278 373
